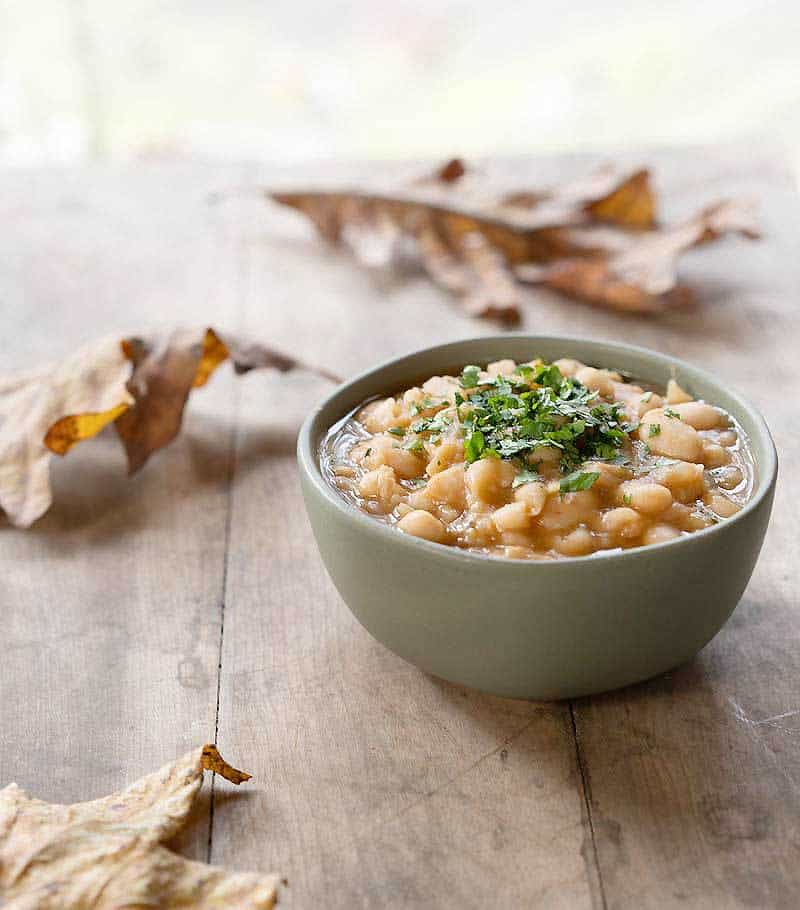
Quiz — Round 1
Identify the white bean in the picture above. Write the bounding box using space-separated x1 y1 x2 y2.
493 502 531 532
513 481 548 516
397 510 447 543
487 359 517 377
619 482 673 515
638 408 703 463
576 366 616 398
466 458 516 505
671 401 725 430
425 464 466 509
601 507 645 539
666 379 693 404
643 524 681 545
554 527 594 556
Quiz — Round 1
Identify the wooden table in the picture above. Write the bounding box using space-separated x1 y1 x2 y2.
2 148 799 908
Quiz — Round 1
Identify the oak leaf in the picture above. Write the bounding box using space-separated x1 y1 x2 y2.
0 744 279 909
516 199 760 312
0 327 337 527
269 160 758 322
270 163 656 324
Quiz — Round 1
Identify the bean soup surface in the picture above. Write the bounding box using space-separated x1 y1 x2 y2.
321 357 755 560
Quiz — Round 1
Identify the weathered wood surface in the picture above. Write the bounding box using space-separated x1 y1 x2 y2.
1 148 798 907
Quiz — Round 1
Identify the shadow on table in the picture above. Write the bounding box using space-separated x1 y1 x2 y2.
1 417 301 542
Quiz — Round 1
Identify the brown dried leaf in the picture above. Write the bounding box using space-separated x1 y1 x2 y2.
269 162 656 323
0 337 134 528
501 166 656 230
0 744 279 909
416 156 467 185
516 199 760 312
270 160 761 322
201 744 252 784
0 327 337 527
272 191 561 323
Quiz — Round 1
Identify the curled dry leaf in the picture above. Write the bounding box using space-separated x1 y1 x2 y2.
416 156 467 185
0 744 279 909
269 159 758 322
0 327 338 528
516 199 760 312
270 164 656 324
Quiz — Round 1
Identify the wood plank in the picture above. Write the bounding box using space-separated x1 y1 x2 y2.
0 165 249 860
210 170 596 907
212 149 800 907
570 150 800 909
2 149 798 906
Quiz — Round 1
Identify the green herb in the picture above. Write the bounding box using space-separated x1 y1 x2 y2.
512 467 539 489
559 471 600 493
514 364 534 379
454 360 630 472
648 423 661 437
530 363 564 390
460 365 481 389
388 426 405 437
664 407 681 419
623 492 632 506
411 413 451 435
464 430 485 463
410 395 443 416
403 436 425 455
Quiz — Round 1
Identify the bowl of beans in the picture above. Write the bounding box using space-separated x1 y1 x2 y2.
298 336 777 698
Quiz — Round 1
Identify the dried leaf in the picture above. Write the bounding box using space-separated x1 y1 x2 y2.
501 166 656 230
272 191 558 323
270 160 758 322
419 157 467 185
201 744 251 784
0 327 337 527
0 337 134 528
0 744 279 909
269 163 657 323
517 199 760 312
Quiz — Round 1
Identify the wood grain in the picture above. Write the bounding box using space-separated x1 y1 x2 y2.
1 148 798 907
0 165 250 860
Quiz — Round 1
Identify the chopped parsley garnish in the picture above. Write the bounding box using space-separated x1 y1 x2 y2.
388 426 405 437
648 423 661 437
410 395 443 415
623 492 632 506
455 361 632 472
464 429 485 462
559 470 600 493
411 413 451 435
460 365 481 389
512 467 539 489
403 436 425 455
664 407 681 419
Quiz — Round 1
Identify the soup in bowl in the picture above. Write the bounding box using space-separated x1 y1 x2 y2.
298 337 776 699
321 356 754 561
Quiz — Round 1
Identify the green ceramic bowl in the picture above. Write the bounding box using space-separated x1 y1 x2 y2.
297 336 777 699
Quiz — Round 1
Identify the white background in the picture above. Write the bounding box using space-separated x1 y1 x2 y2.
1 0 799 171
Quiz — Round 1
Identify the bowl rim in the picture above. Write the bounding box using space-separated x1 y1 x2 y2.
298 334 778 567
